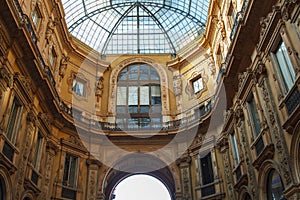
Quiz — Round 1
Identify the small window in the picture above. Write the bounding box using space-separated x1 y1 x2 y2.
63 153 78 188
192 76 203 94
228 3 236 28
72 78 85 96
49 48 57 68
230 132 240 166
32 6 41 28
247 95 261 138
273 41 296 92
199 152 216 197
217 46 223 66
6 98 23 144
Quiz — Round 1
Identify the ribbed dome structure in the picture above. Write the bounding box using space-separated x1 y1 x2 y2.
62 0 210 55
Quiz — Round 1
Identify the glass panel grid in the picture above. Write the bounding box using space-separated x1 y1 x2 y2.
62 0 210 54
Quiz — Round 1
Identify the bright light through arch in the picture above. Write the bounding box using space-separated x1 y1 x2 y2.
113 174 172 200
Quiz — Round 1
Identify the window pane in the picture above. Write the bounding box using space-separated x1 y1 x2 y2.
73 79 85 96
128 118 138 129
267 170 284 200
140 86 149 105
128 87 138 105
150 67 159 80
248 96 261 137
193 77 203 93
140 64 149 80
118 68 128 80
128 65 138 80
276 42 295 90
117 87 127 105
151 86 161 105
140 118 150 128
200 152 214 184
6 99 22 142
230 133 239 166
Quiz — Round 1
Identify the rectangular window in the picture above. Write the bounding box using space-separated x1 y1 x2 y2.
273 41 296 92
49 48 57 68
72 78 85 96
247 95 261 138
200 152 216 197
230 132 240 166
63 154 78 188
32 6 41 27
6 98 23 143
200 152 214 185
192 77 203 94
32 132 44 170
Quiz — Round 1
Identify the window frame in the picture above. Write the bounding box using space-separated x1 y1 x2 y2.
49 47 57 69
230 131 240 167
31 5 42 29
6 97 23 144
62 153 79 188
116 63 162 129
271 39 296 94
191 75 204 94
246 94 261 139
32 131 44 171
266 169 284 200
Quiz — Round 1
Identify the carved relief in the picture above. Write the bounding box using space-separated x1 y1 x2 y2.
45 18 56 44
87 170 98 200
222 149 236 200
173 74 182 96
259 78 293 185
59 53 69 79
14 122 35 199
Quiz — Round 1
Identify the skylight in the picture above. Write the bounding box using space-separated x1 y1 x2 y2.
62 0 210 55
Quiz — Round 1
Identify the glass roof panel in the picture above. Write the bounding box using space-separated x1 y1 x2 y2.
61 0 210 54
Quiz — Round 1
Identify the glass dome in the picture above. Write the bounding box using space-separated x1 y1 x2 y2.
62 0 210 55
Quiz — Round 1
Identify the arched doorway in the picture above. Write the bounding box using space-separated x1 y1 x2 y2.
112 174 171 200
103 154 176 200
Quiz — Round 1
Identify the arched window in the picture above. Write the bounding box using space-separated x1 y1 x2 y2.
0 177 6 200
267 169 284 200
116 64 162 130
244 193 251 200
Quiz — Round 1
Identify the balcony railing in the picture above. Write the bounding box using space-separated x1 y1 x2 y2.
230 0 249 40
70 101 212 132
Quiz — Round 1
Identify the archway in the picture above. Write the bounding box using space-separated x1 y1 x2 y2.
103 153 176 200
112 174 172 200
0 176 5 200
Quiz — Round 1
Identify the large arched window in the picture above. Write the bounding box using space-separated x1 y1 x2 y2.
116 63 162 130
267 169 284 200
0 176 5 200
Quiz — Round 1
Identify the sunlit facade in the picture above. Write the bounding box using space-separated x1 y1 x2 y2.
0 0 300 200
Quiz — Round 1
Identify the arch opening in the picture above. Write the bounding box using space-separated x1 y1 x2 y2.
0 176 6 200
266 169 284 200
112 174 172 200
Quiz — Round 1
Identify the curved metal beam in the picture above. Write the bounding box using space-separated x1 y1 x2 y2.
68 1 207 32
139 3 176 53
100 3 138 54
